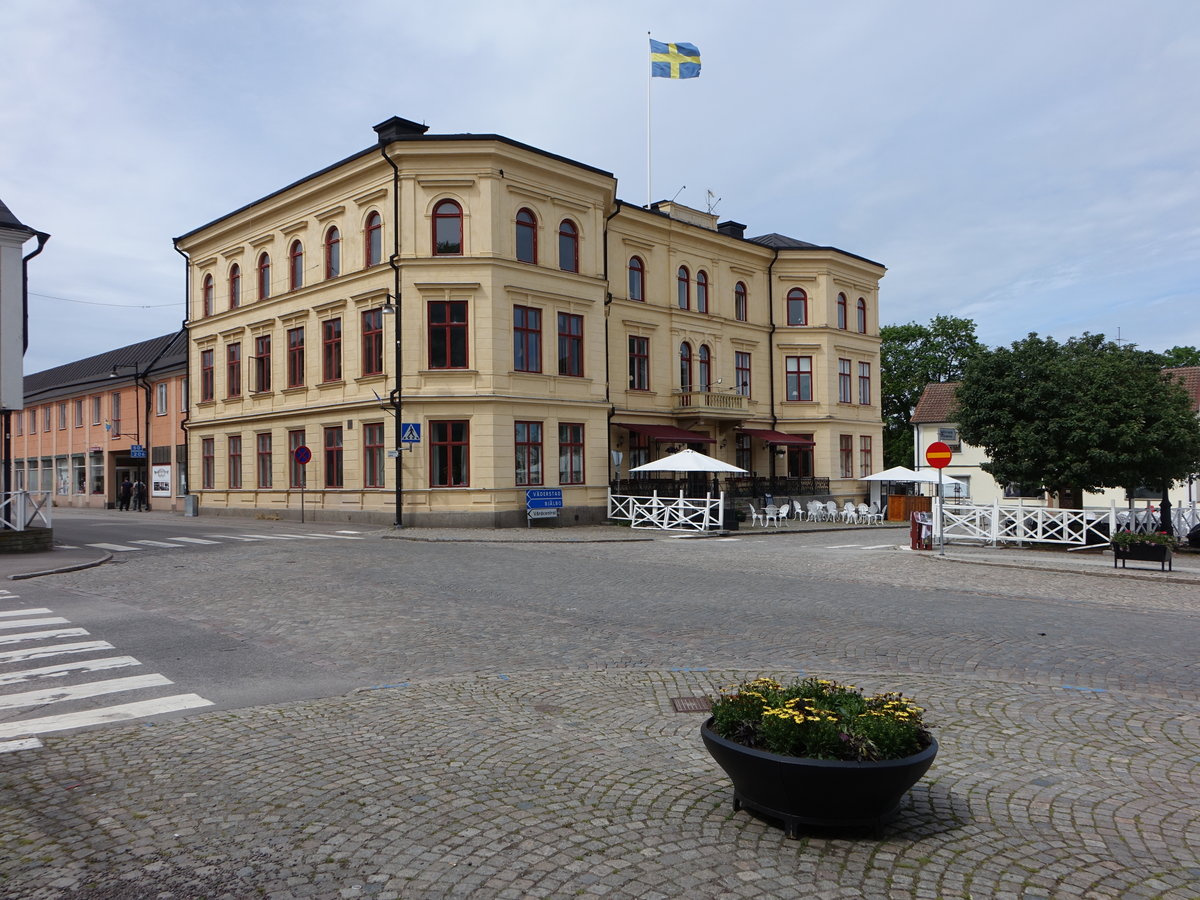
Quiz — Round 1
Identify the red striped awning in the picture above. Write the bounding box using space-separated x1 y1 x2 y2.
737 428 815 446
614 423 716 444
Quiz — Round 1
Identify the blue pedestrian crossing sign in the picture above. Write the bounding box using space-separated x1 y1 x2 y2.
401 423 421 443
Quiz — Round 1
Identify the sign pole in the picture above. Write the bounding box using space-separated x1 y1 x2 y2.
938 468 945 556
924 440 953 556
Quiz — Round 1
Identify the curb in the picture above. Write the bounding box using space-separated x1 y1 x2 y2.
7 550 113 581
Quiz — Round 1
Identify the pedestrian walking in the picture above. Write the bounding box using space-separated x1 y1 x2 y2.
118 477 133 511
132 479 147 512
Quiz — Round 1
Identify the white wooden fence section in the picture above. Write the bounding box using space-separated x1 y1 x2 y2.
608 490 724 532
0 491 52 531
936 498 1198 547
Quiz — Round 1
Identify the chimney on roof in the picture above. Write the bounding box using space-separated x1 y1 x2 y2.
374 116 431 143
717 220 746 239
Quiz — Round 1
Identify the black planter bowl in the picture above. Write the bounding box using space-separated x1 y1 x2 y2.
701 717 938 837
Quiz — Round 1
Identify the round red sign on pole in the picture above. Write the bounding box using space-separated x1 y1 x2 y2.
925 441 952 469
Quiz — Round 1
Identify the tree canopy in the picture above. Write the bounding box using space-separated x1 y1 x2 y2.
955 333 1200 504
880 315 982 468
1153 345 1200 368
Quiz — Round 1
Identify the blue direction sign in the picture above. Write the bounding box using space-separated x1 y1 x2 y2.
130 444 147 459
526 488 563 509
401 423 422 443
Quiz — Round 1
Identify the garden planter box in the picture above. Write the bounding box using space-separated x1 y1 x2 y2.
1111 542 1172 571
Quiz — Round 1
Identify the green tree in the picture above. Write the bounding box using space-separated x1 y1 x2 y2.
880 315 982 468
956 333 1200 508
1153 345 1200 368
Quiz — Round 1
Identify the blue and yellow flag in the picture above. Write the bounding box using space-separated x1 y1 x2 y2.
650 39 701 79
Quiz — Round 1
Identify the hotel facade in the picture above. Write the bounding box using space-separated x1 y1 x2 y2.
175 117 885 526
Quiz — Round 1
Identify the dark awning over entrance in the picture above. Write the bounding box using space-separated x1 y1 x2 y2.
737 428 816 446
614 423 716 444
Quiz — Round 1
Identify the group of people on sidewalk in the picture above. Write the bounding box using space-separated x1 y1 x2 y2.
117 476 148 511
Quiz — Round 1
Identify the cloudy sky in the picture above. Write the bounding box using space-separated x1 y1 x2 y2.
3 0 1198 374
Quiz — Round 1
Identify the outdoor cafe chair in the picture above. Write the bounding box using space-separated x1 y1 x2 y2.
826 500 839 522
841 501 859 523
763 505 781 528
808 500 827 521
747 503 765 527
777 501 792 524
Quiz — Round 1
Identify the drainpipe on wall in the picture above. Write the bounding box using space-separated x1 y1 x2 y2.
379 138 404 528
766 247 779 478
172 240 191 501
603 200 622 484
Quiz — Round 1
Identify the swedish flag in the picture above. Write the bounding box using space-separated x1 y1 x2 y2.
650 39 701 79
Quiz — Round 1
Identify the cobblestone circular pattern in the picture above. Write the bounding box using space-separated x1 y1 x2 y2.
2 668 1197 899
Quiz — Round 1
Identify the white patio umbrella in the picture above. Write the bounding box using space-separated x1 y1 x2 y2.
861 466 922 482
629 448 748 474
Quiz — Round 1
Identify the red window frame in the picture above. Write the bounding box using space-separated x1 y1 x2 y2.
857 297 868 333
226 343 241 398
364 423 385 488
256 433 272 488
558 423 584 485
288 429 306 488
287 327 305 388
786 288 807 326
839 435 854 479
201 438 214 489
199 349 214 402
860 436 873 478
735 351 751 397
229 264 241 309
361 309 383 376
324 226 341 279
837 293 847 329
324 426 343 488
628 256 644 301
514 421 543 487
257 253 271 300
838 358 852 403
515 208 537 263
785 355 812 402
322 318 342 383
289 240 304 290
228 435 242 489
698 345 711 391
679 341 693 395
365 212 382 267
253 335 271 392
514 305 542 373
557 312 583 377
202 274 214 317
858 362 872 405
558 219 578 272
735 281 748 321
696 270 709 314
677 266 690 309
628 336 650 391
429 420 469 487
433 200 463 255
427 301 469 369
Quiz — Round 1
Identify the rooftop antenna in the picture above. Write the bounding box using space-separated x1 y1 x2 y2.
669 185 686 204
706 189 721 215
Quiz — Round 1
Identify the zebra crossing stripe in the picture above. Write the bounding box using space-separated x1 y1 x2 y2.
243 534 300 540
0 694 214 739
130 540 186 548
0 738 44 754
861 544 896 550
0 674 173 711
0 656 140 686
274 534 332 540
0 640 114 664
87 543 141 552
0 617 71 630
0 628 89 646
204 534 260 541
0 608 52 617
166 537 220 545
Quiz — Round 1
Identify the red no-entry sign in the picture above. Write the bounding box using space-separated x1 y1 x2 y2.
925 441 952 469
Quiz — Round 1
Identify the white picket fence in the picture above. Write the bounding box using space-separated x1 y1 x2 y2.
936 498 1199 547
608 490 725 532
0 491 53 531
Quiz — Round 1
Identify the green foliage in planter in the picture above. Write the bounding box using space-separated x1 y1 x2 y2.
709 676 934 763
1110 530 1177 548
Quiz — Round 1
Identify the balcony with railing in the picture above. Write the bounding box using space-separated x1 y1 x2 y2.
672 389 748 418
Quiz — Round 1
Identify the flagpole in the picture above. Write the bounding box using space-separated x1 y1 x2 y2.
646 31 652 209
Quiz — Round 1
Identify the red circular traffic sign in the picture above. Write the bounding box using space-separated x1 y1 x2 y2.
925 441 952 469
293 445 312 465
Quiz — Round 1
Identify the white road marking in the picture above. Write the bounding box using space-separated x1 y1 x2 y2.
860 544 897 550
86 543 141 552
0 694 214 739
244 534 300 540
0 608 52 617
0 738 44 754
129 540 186 548
165 537 220 545
306 533 363 540
0 640 114 664
0 628 90 645
826 544 864 549
0 617 71 630
204 534 260 541
0 674 174 711
274 533 332 540
0 657 140 685
336 530 361 534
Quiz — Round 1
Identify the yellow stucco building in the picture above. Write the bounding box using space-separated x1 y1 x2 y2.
175 116 885 526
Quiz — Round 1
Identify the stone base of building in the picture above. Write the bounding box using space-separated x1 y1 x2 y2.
0 527 53 554
179 504 611 529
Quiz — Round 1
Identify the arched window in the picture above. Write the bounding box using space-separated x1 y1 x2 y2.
837 293 847 330
364 212 382 267
857 297 867 333
679 341 693 393
515 208 537 263
698 344 711 391
324 226 341 279
289 240 304 291
786 288 807 326
628 256 645 301
257 253 271 300
677 266 690 309
433 199 463 255
228 264 241 309
696 270 709 314
202 274 214 317
558 219 578 272
734 281 747 321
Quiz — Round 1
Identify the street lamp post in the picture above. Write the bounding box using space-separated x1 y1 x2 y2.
380 295 402 527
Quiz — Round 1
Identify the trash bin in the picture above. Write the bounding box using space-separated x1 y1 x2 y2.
721 505 740 531
910 512 932 550
183 495 199 517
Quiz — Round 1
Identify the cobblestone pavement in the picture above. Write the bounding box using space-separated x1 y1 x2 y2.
0 526 1197 898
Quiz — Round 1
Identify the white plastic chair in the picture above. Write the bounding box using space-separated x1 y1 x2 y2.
862 503 883 525
747 503 764 527
826 500 839 522
841 501 858 523
806 501 823 521
764 505 781 527
777 501 792 525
